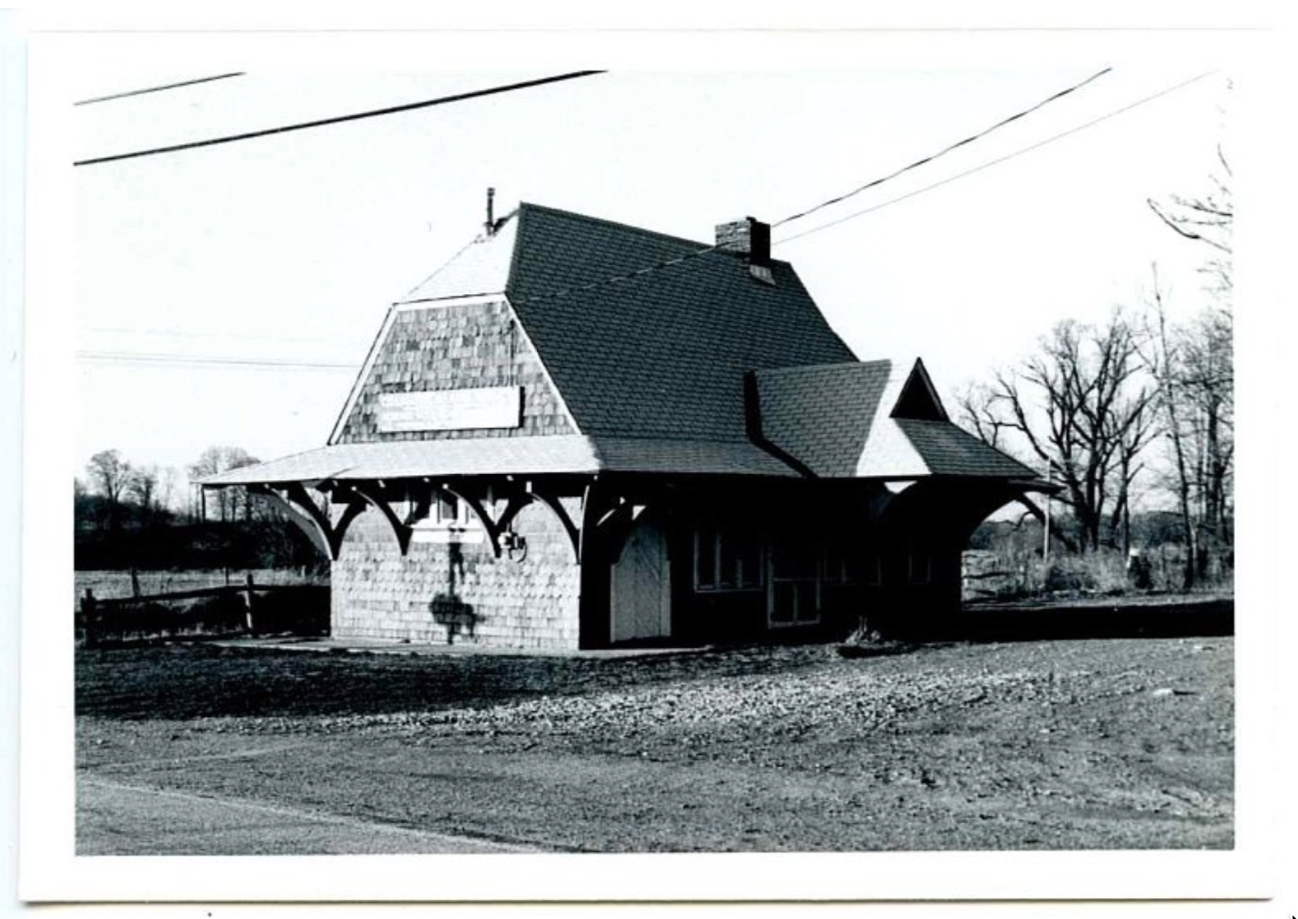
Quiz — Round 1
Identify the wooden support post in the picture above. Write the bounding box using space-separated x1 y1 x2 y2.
130 568 141 598
81 588 98 648
243 573 256 635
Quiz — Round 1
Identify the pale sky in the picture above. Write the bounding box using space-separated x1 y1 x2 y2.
70 62 1230 489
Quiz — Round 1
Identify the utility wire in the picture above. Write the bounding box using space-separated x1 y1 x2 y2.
79 69 1199 366
74 70 605 166
772 66 1112 228
77 350 359 372
75 72 245 106
85 67 1203 373
83 324 354 347
510 68 1115 305
774 70 1217 247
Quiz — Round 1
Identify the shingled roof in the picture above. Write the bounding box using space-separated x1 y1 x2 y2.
751 361 893 477
752 358 1039 481
207 202 1040 486
504 203 857 442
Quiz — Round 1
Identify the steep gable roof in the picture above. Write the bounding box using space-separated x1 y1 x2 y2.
890 357 949 421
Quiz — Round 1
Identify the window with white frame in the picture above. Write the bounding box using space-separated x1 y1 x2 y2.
409 491 477 531
694 521 764 591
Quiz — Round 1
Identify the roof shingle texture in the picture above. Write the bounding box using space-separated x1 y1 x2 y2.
505 203 857 444
753 361 892 477
894 419 1039 478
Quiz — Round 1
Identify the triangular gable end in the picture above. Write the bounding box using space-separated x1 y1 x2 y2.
890 358 949 421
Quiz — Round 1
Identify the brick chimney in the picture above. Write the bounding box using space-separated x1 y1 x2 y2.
715 216 774 285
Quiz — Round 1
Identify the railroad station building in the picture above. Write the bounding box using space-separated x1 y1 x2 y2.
204 201 1048 649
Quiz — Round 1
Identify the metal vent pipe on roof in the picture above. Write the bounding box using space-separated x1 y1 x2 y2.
485 187 496 236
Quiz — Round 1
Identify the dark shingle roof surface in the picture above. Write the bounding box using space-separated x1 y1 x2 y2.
895 419 1039 478
752 361 892 477
506 203 857 444
210 203 1044 486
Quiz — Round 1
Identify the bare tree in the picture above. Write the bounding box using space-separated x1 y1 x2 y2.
86 449 131 533
156 466 179 517
1143 287 1233 584
126 464 159 524
189 446 259 522
959 311 1157 552
1145 149 1235 584
1147 145 1233 296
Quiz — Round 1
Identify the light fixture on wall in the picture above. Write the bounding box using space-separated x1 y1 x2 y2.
502 531 528 562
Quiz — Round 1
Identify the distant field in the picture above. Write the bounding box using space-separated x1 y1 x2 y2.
74 569 327 604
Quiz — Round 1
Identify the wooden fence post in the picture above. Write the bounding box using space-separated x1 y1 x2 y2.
81 588 98 648
243 573 256 635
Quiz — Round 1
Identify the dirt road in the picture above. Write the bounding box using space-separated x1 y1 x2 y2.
78 777 536 855
76 636 1233 854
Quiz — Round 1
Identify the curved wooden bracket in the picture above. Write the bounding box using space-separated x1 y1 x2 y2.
442 484 508 559
495 494 530 536
532 491 581 563
352 482 413 556
251 483 366 561
404 492 432 527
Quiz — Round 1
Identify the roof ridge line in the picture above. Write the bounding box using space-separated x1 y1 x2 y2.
753 358 892 377
518 201 708 250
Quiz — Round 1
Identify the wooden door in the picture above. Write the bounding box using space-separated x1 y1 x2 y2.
610 519 671 642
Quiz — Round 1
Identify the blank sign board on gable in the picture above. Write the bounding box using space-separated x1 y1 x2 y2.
376 386 523 433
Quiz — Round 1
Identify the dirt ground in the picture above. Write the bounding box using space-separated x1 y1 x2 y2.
75 635 1233 854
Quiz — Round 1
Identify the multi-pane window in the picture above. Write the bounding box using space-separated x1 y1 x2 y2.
768 541 820 626
408 491 475 530
694 522 764 591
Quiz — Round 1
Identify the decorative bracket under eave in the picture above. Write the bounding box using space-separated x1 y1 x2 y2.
247 482 365 561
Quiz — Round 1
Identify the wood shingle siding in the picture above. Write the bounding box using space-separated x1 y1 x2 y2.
332 498 582 649
335 299 572 443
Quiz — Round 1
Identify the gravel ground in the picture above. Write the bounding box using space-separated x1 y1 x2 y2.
76 635 1233 853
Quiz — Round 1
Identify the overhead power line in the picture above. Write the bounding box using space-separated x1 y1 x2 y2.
774 70 1217 247
510 68 1114 306
75 72 245 106
84 324 350 347
74 70 605 167
772 66 1112 229
77 350 359 372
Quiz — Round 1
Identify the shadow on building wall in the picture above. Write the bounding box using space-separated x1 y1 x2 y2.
428 540 477 644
